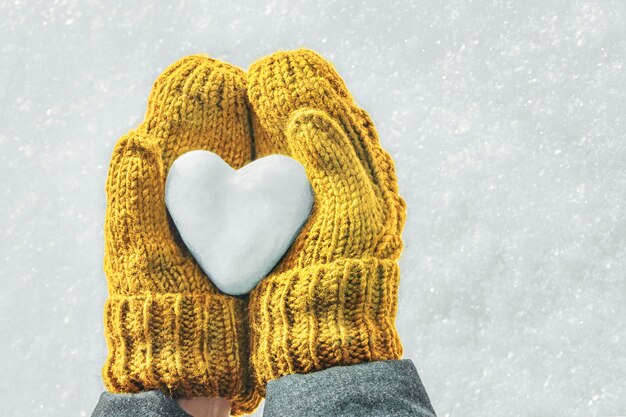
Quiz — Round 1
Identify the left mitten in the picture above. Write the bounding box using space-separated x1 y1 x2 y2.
102 55 260 415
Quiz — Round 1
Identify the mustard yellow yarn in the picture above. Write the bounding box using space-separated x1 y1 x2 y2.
102 54 260 415
246 49 407 394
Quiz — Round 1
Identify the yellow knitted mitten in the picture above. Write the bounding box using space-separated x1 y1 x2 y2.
102 55 260 415
246 49 407 394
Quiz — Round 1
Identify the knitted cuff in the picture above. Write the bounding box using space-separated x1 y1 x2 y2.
102 293 259 415
248 257 403 393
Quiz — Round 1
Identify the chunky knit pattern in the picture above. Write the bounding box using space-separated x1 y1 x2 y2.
102 54 260 415
246 49 407 394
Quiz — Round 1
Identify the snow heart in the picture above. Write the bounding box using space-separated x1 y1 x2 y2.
165 150 314 295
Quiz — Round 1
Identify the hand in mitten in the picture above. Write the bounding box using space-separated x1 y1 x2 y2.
246 49 407 394
102 55 260 415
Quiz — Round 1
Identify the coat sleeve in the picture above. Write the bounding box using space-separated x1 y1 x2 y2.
91 389 192 417
263 359 437 417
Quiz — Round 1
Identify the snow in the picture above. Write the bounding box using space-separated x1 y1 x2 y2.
1 1 625 416
165 151 313 296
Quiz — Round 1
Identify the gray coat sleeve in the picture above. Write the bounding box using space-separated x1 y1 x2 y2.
263 359 437 417
91 390 192 417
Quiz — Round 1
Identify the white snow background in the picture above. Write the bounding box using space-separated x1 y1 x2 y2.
0 1 624 416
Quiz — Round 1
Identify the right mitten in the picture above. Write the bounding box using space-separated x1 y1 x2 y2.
246 49 407 394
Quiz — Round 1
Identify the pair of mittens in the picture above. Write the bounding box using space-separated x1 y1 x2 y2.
102 49 405 414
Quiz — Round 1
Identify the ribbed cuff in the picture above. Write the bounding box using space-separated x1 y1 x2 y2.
102 293 260 415
248 257 403 394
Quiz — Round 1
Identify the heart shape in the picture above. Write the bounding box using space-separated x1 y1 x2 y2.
165 150 314 295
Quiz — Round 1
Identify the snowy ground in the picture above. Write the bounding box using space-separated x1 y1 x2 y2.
1 1 625 416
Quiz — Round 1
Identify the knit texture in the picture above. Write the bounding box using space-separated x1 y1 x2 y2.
246 49 407 394
102 54 260 415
